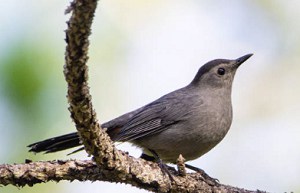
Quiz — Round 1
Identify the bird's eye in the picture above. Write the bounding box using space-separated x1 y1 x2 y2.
217 68 225 75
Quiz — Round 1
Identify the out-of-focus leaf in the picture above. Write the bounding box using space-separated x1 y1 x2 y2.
0 43 54 110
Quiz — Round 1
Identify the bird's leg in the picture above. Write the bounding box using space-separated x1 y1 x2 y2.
147 149 175 181
185 163 219 184
140 153 156 161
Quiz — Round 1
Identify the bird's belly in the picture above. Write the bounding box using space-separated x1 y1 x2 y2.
133 118 231 163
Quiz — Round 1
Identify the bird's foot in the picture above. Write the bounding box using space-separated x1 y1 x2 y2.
147 149 175 181
157 160 175 181
185 164 219 186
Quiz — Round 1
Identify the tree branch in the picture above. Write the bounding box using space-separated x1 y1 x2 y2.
64 0 114 166
0 160 98 187
0 0 267 192
0 160 265 193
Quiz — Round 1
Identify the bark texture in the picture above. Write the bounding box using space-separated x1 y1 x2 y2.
0 0 267 192
0 160 266 193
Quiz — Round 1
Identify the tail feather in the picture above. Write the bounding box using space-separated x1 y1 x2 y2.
28 105 146 154
27 106 142 154
28 132 80 153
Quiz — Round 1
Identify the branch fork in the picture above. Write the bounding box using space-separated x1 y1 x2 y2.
0 1 266 192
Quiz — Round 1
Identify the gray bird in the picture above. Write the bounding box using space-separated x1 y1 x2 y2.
28 54 252 169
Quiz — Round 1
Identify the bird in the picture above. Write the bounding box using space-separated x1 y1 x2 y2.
28 54 252 174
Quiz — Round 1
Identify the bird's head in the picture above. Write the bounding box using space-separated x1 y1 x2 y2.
190 54 253 90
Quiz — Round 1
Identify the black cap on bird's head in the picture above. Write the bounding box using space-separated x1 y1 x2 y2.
190 54 253 87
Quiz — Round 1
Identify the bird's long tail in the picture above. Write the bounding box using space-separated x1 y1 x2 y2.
27 106 142 154
28 132 81 154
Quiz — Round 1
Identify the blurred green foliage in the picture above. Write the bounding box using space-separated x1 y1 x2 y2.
0 40 68 155
1 43 50 110
0 41 68 193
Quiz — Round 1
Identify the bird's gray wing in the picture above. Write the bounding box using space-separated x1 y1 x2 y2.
113 89 200 142
101 106 145 129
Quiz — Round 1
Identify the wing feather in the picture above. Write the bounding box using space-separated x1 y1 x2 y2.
114 88 200 141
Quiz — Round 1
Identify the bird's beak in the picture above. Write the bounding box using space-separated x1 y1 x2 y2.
234 53 253 67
